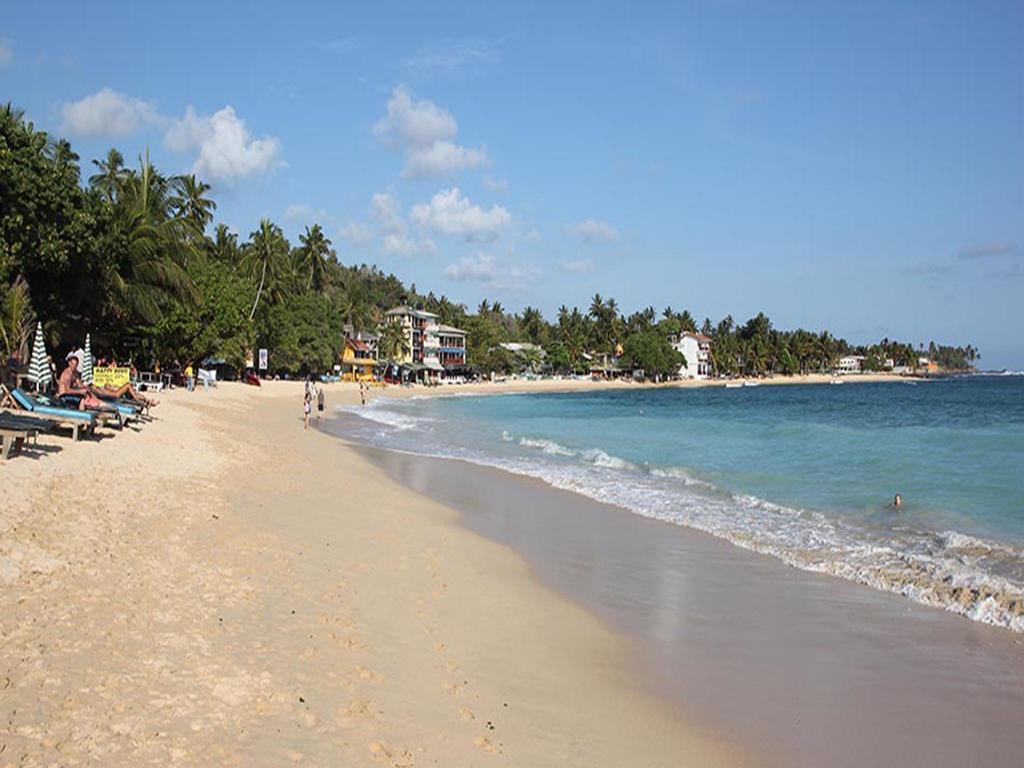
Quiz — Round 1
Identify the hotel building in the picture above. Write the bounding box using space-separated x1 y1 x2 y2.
672 332 712 379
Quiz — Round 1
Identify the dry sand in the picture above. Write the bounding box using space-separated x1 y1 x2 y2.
0 380 751 767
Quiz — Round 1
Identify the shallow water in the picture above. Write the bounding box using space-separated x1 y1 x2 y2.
339 377 1024 631
353 442 1024 768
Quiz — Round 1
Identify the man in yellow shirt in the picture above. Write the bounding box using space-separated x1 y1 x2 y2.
184 363 194 392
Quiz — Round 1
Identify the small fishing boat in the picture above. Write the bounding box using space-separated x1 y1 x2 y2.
829 378 844 385
724 382 743 388
743 380 760 387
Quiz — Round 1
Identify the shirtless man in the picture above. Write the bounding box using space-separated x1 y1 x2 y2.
56 355 105 411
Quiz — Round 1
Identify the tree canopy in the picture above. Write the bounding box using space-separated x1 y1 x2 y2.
0 103 981 379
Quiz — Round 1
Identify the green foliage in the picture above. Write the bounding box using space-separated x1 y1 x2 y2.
255 292 342 375
153 258 253 368
620 329 684 378
0 102 981 379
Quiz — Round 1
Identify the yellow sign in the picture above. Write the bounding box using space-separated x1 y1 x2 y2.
92 367 131 388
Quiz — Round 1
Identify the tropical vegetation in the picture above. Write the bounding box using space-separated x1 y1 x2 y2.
0 104 980 379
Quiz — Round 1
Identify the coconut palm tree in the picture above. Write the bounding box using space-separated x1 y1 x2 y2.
244 218 290 320
297 224 332 292
105 152 196 325
171 174 217 236
90 148 129 203
0 276 35 362
377 319 409 364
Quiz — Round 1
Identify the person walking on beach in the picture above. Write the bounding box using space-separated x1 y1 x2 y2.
317 385 325 426
185 362 195 392
303 389 312 430
359 380 367 406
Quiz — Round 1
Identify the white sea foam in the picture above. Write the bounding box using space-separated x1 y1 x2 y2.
519 437 578 457
345 404 1024 633
340 403 432 431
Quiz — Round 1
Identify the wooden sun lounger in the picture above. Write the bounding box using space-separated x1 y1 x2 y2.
1 385 98 441
0 412 52 460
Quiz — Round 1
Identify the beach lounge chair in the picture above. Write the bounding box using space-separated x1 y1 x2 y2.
3 386 98 440
0 412 52 460
47 392 132 428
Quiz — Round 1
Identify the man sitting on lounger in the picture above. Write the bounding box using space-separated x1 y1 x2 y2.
56 354 107 411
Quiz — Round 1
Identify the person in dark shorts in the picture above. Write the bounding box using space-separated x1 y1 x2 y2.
317 386 325 426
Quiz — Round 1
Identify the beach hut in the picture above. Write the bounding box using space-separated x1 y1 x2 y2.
27 322 52 393
81 333 94 385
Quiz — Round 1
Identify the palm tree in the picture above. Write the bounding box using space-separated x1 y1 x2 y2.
208 224 241 266
297 224 332 292
171 174 217 236
0 276 35 362
105 152 196 325
244 218 290 320
90 148 129 203
377 319 409 364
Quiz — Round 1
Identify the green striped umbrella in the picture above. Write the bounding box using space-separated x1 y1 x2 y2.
81 333 94 385
27 321 52 392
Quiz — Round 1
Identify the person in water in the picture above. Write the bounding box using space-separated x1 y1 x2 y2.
891 493 903 509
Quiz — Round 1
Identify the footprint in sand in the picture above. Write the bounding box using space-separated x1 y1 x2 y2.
458 706 475 721
474 736 499 753
368 741 415 767
337 699 377 723
356 665 378 681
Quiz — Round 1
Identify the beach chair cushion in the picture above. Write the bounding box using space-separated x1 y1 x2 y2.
12 388 96 423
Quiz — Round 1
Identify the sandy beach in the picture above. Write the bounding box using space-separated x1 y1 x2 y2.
0 380 749 767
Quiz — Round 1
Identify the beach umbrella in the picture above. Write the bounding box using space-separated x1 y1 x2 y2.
27 322 52 392
81 333 94 385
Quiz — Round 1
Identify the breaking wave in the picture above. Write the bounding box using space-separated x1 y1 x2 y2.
342 403 1024 633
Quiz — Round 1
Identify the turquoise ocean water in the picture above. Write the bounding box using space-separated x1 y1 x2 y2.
342 376 1024 631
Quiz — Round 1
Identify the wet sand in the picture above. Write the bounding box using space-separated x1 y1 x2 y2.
353 430 1024 768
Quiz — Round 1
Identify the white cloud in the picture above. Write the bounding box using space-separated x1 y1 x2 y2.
165 106 281 184
566 218 620 243
560 258 595 274
959 242 1018 259
483 176 509 193
442 253 537 289
526 228 543 243
383 233 419 256
406 141 489 179
410 187 511 241
0 39 12 68
370 191 434 256
402 39 501 78
60 87 161 137
373 86 488 178
284 203 313 222
371 191 406 235
339 221 373 245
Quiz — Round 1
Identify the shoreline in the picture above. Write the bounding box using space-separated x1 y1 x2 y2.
337 409 1024 768
0 381 748 766
358 371 919 403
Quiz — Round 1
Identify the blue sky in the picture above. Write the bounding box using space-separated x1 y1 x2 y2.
3 1 1023 366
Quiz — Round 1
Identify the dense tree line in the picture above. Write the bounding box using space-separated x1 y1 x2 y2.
0 104 979 379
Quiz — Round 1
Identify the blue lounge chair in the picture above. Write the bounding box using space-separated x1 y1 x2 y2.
5 386 97 440
54 392 137 425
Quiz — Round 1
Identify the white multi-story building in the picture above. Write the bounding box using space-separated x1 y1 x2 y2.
383 307 467 378
837 355 864 373
672 332 712 379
